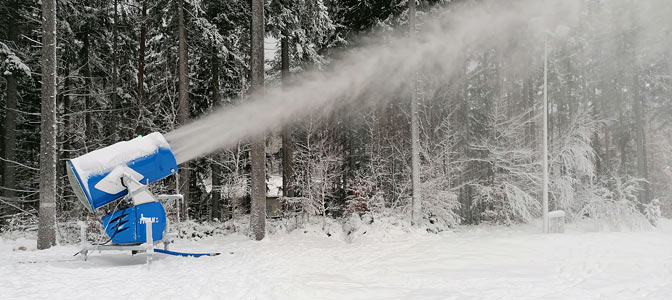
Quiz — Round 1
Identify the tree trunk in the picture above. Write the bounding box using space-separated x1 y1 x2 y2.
211 157 223 220
618 110 627 176
2 0 19 202
60 63 72 211
2 76 17 202
82 30 93 152
177 0 191 218
107 0 119 144
112 0 118 106
137 0 146 106
591 84 602 174
210 50 222 221
601 80 611 172
409 0 422 226
250 0 266 241
632 74 649 203
281 30 295 198
37 0 58 250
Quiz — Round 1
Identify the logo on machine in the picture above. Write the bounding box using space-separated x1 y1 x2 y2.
139 214 159 224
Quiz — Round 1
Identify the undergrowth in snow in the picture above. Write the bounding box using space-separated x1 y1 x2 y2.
1 208 662 249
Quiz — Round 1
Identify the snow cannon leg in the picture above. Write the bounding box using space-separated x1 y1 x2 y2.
142 216 154 266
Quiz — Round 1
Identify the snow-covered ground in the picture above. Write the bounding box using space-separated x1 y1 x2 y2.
2 219 672 300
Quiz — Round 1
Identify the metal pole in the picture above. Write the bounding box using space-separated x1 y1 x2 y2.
78 221 87 247
142 217 154 267
542 35 549 234
175 174 181 222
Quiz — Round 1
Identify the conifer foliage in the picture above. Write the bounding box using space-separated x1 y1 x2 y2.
1 0 671 243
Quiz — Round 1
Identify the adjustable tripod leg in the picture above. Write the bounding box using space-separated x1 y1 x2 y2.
142 216 154 267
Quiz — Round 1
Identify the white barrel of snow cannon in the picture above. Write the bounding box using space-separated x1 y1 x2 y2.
66 132 178 211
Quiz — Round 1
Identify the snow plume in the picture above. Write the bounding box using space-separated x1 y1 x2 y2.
166 0 672 164
165 0 583 163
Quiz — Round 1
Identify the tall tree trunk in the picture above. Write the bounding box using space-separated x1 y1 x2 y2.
632 74 649 203
618 108 627 176
2 0 19 202
112 0 118 105
2 77 17 201
82 30 93 152
250 0 266 241
60 63 72 211
591 84 602 174
137 0 146 106
210 49 222 220
409 0 422 226
81 0 93 149
211 157 223 220
107 0 119 144
177 0 191 218
134 0 147 136
601 79 611 172
281 30 294 198
37 0 58 250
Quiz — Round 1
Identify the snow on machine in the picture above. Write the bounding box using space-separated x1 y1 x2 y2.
67 132 218 261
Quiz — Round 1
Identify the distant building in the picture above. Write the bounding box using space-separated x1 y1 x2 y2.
266 174 283 218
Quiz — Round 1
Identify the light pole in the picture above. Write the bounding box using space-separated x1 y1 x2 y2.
542 35 549 233
540 25 569 233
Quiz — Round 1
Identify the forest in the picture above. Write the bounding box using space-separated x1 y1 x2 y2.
1 0 671 248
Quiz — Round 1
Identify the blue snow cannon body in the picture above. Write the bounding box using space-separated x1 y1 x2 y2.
66 133 177 245
101 201 167 245
66 133 177 211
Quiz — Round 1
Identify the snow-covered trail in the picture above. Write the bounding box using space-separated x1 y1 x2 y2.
2 221 672 300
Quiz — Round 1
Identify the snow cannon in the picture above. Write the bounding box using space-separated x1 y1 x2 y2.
68 133 219 258
67 132 177 212
67 132 177 245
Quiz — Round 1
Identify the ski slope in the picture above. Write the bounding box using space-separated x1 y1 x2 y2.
1 220 671 300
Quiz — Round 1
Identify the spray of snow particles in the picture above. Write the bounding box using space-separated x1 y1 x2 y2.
165 0 672 164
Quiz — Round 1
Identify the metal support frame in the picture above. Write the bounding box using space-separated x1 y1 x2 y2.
142 216 154 266
77 236 174 260
77 173 181 261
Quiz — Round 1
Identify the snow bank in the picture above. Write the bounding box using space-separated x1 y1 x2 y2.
0 236 36 252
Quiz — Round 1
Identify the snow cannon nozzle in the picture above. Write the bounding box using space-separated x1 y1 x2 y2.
66 132 178 212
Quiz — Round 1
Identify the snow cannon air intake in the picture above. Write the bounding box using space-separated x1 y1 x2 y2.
66 132 178 212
